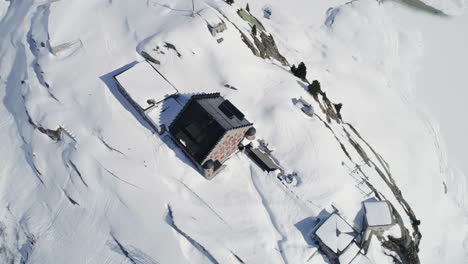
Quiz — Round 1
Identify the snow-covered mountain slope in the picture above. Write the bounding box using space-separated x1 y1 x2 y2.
0 0 466 263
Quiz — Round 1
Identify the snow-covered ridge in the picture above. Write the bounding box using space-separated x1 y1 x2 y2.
0 0 466 263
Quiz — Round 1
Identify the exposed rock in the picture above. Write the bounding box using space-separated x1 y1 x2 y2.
310 89 422 263
37 127 62 141
233 8 288 65
25 109 62 141
140 51 160 64
110 234 138 264
252 32 289 66
237 9 265 32
224 84 238 90
239 31 259 56
381 205 421 264
163 42 181 57
166 205 220 264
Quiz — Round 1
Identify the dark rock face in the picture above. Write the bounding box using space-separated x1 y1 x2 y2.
37 127 62 141
309 88 422 263
380 206 421 264
163 42 181 57
25 109 62 141
253 32 288 66
382 231 421 264
140 51 160 65
235 9 288 66
240 31 260 56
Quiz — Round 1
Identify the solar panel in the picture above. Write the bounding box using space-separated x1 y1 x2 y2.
218 100 244 120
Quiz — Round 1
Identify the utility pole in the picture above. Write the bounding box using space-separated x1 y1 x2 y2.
191 0 195 17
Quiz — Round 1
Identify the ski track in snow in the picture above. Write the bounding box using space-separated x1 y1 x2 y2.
166 205 220 264
249 166 289 264
173 179 232 229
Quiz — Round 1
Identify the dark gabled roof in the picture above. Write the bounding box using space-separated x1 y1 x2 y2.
195 94 251 130
169 93 252 132
169 93 252 164
171 102 225 163
169 93 216 132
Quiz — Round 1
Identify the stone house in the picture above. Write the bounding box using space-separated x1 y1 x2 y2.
169 93 255 179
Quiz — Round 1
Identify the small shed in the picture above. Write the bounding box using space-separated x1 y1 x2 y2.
244 144 280 172
363 201 396 232
113 60 179 133
209 21 227 37
199 8 227 37
314 213 360 263
169 93 255 179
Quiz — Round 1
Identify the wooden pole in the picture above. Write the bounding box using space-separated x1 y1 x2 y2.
191 0 195 17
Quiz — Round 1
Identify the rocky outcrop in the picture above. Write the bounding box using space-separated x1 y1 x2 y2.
226 8 288 66
140 51 160 65
37 127 62 141
310 89 422 263
253 32 289 66
239 31 259 57
25 109 62 141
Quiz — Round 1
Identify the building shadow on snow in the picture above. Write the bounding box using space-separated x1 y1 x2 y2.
295 209 331 246
156 93 202 174
99 61 155 133
100 67 201 175
352 196 379 233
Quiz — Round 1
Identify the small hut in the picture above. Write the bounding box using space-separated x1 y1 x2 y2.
363 200 396 232
314 213 361 263
209 21 227 37
199 8 227 37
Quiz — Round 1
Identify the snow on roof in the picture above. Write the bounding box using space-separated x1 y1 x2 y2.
199 8 223 26
315 213 357 254
195 94 251 129
114 61 177 109
145 96 185 129
364 201 394 227
339 242 361 264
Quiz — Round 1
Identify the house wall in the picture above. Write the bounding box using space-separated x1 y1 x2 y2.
202 125 251 178
209 22 227 36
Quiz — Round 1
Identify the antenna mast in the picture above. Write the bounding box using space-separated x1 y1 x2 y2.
191 0 195 17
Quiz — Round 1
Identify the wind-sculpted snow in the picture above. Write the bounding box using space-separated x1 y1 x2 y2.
0 0 466 263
